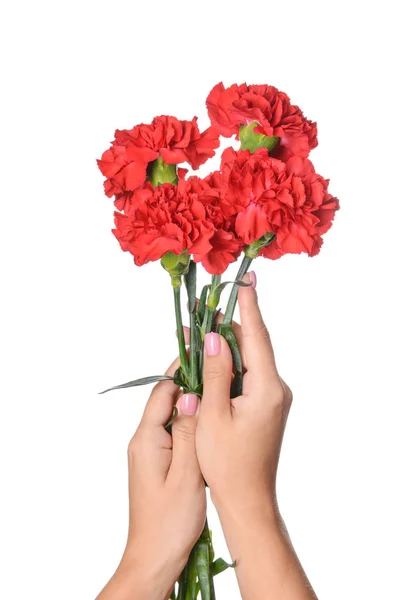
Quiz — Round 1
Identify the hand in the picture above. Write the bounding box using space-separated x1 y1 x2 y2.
196 271 316 599
197 271 292 516
96 358 206 600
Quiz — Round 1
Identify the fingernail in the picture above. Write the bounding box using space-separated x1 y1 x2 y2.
205 332 221 356
179 393 198 416
249 271 257 289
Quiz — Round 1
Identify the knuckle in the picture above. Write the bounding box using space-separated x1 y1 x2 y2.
257 321 271 342
270 381 286 407
204 366 224 382
284 383 293 407
127 435 138 457
173 423 195 442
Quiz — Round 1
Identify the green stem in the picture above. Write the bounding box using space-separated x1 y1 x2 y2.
173 286 189 376
222 255 253 325
186 261 199 393
177 567 187 600
195 519 214 600
190 313 198 392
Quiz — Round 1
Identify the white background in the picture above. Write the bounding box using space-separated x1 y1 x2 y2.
1 1 404 598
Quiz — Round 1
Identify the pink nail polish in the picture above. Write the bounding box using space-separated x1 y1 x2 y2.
205 332 221 356
249 271 257 289
180 393 198 416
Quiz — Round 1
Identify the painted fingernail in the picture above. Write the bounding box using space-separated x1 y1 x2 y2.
179 393 199 416
249 271 257 289
205 332 221 356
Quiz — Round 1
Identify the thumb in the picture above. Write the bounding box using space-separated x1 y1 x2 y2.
169 393 201 482
201 332 233 417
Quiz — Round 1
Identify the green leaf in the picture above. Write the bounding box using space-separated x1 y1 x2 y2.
165 406 178 429
230 371 243 399
173 367 188 388
197 284 210 326
211 557 236 577
213 307 221 324
99 375 174 394
215 280 251 295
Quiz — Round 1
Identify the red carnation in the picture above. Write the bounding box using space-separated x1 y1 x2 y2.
206 82 318 160
217 148 339 259
97 116 220 199
112 177 242 274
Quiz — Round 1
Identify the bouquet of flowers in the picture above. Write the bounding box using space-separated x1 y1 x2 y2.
97 81 339 599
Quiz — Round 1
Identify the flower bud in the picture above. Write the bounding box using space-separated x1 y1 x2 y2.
239 121 279 153
161 250 191 287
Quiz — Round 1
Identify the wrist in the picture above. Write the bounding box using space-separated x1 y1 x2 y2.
116 544 186 600
213 488 284 553
212 485 279 526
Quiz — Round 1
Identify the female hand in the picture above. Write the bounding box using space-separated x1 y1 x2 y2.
196 271 317 599
197 271 292 516
97 358 206 600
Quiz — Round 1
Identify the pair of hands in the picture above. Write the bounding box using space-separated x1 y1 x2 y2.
97 272 307 600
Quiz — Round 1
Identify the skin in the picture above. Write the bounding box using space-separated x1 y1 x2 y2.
96 359 207 600
96 272 317 600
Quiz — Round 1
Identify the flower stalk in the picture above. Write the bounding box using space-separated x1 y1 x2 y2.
186 261 199 393
222 255 252 326
173 286 189 377
222 232 276 326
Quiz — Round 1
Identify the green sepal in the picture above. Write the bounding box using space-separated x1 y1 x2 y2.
161 250 191 287
245 232 276 259
99 375 173 394
211 557 236 576
239 121 279 153
147 156 178 187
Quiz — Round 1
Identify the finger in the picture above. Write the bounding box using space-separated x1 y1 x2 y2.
201 333 233 417
140 356 181 429
168 393 202 483
237 271 278 382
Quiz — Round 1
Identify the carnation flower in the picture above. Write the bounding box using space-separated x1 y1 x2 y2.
206 82 318 160
112 177 242 274
216 148 339 259
97 115 220 199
